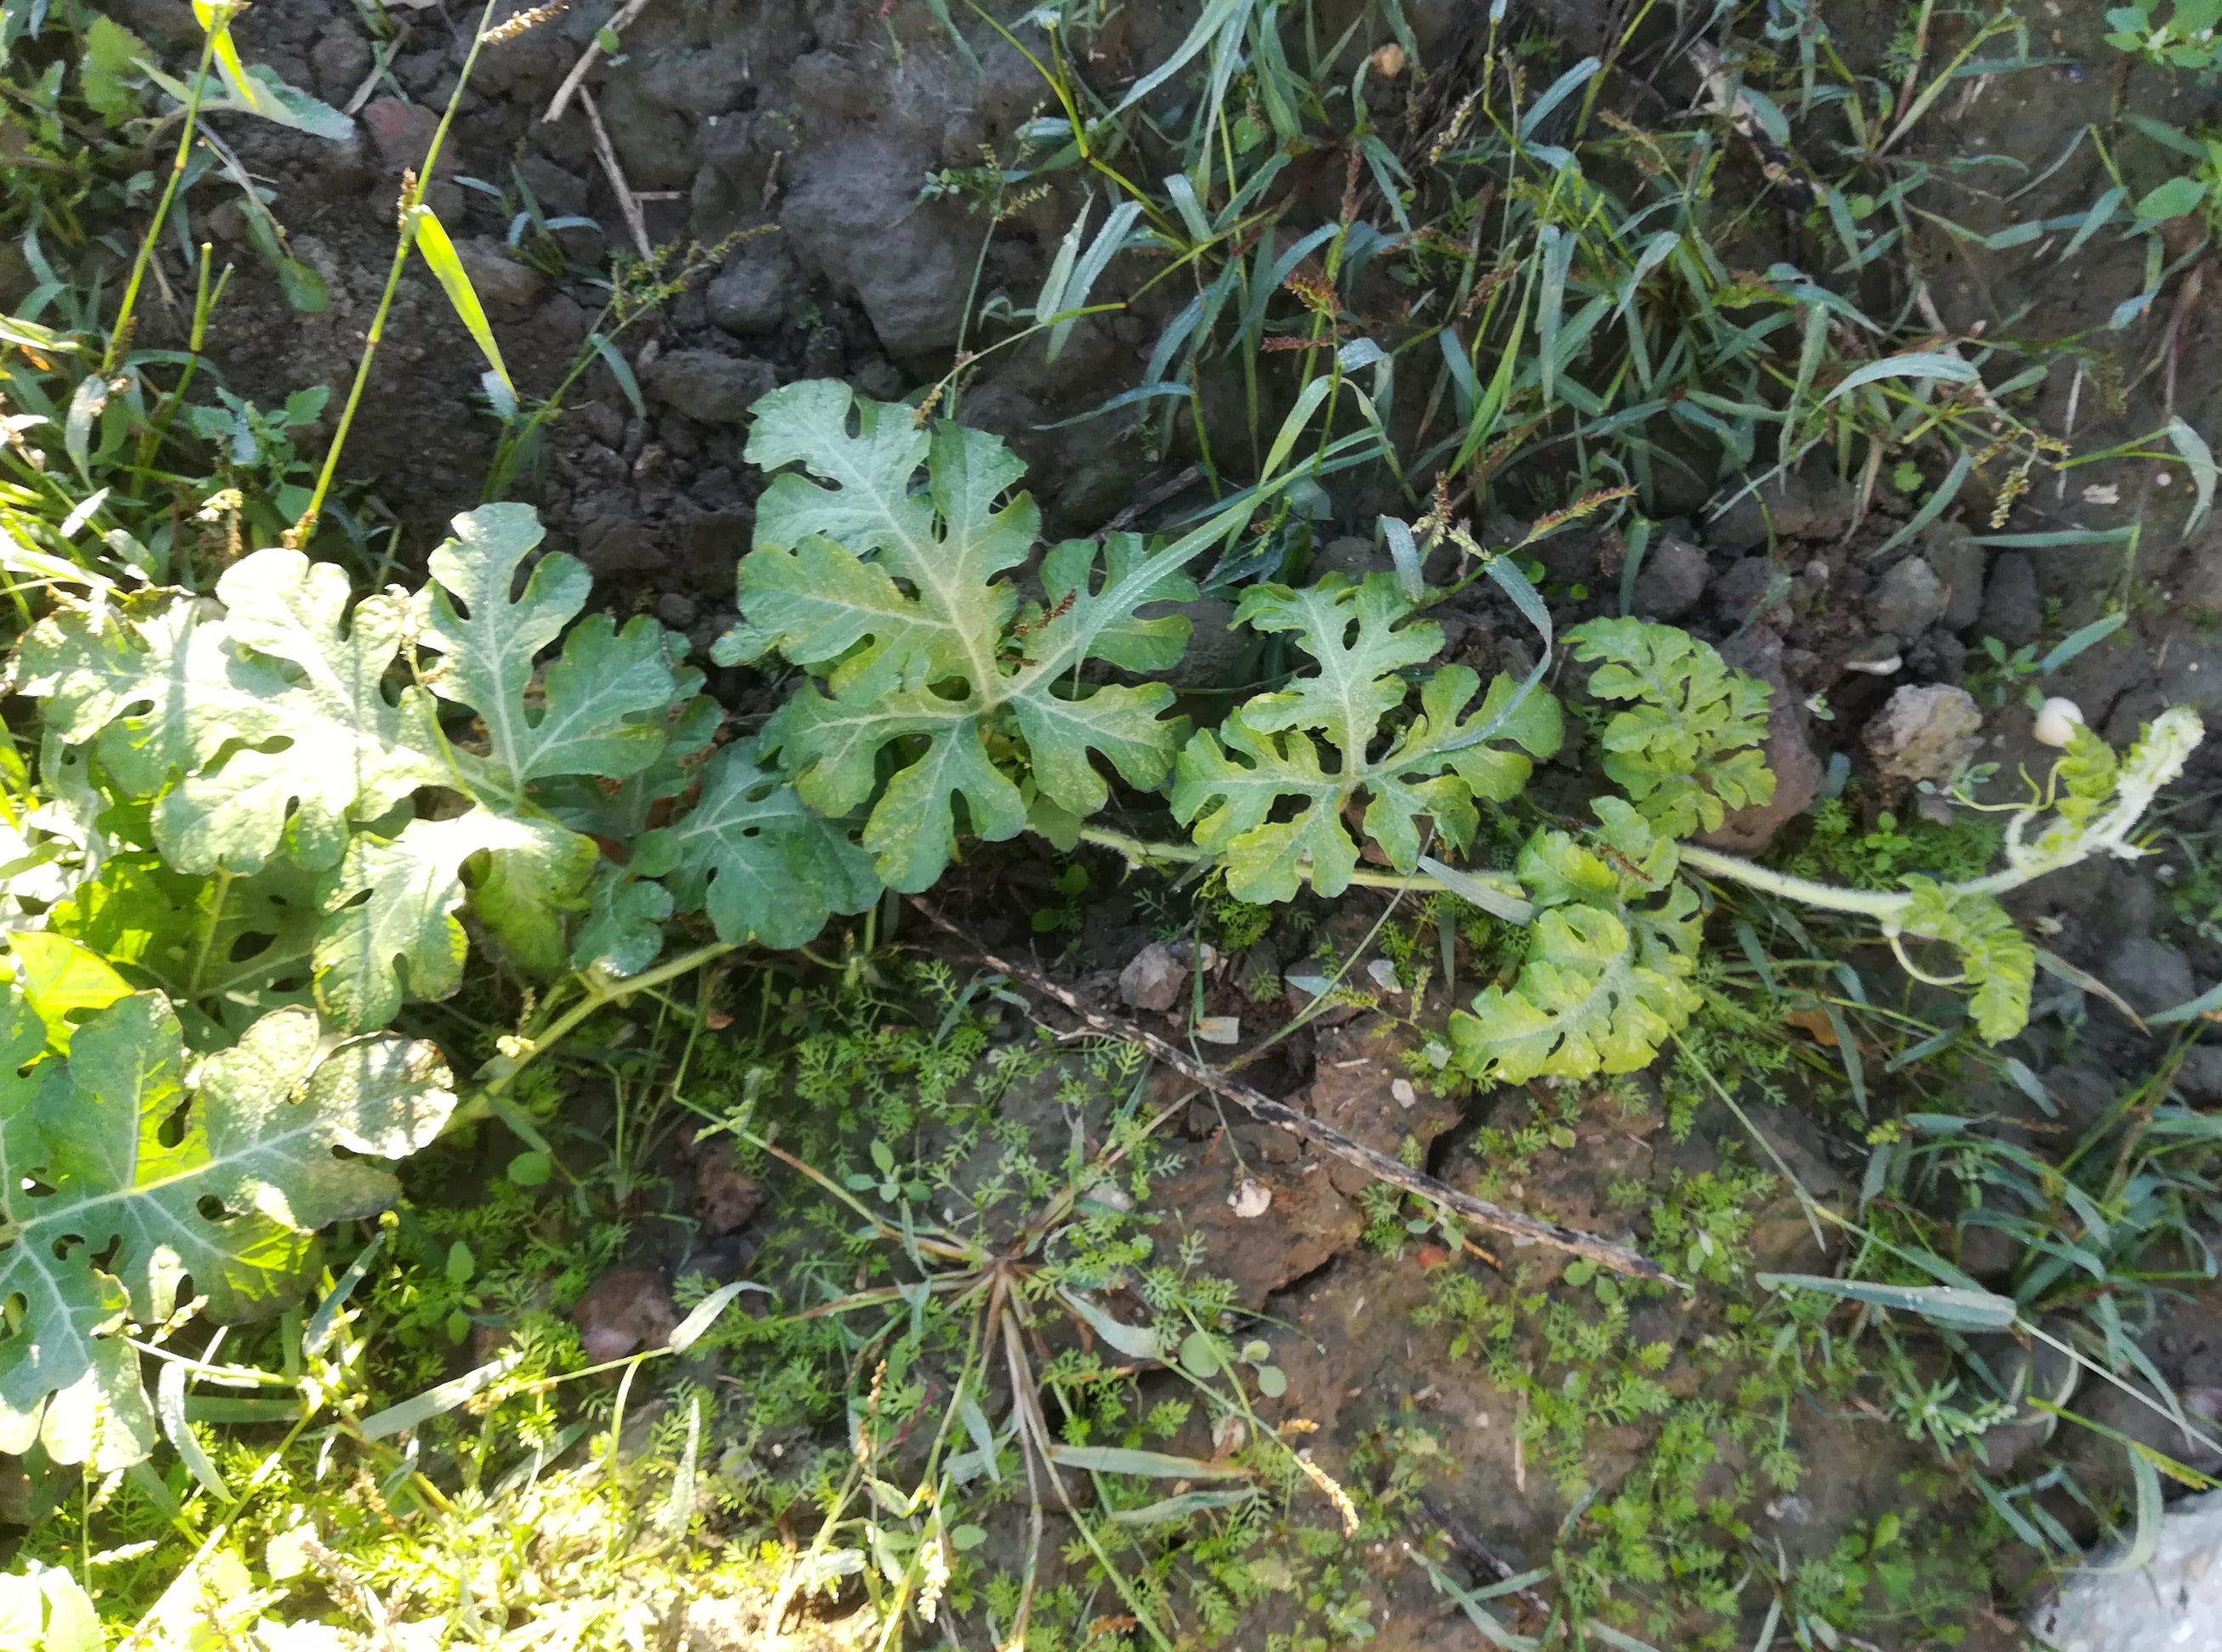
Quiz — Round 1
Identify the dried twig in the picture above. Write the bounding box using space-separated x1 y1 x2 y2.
577 86 652 259
544 0 653 123
910 901 1677 1284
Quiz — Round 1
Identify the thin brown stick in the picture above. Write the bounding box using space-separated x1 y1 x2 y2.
544 0 653 122
578 86 653 259
911 902 1677 1285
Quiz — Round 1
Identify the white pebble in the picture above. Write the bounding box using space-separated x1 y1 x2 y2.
1228 1179 1272 1219
1391 1078 1417 1109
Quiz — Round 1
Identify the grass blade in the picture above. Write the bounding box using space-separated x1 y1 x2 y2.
1048 1445 1252 1479
1518 55 1600 140
1755 1274 2016 1329
670 1279 772 1353
409 205 512 399
1865 449 1970 562
1417 854 1534 924
2167 416 2216 536
157 1359 229 1502
2038 613 2124 674
1822 351 1978 402
358 1349 524 1440
1108 1488 1258 1525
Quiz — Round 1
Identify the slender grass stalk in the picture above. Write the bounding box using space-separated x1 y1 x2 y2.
104 11 223 376
290 0 505 546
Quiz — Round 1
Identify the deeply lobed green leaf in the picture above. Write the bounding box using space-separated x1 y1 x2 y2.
1897 880 2035 1044
1173 573 1562 902
1566 616 1774 836
1450 801 1702 1083
0 976 453 1469
718 382 1199 892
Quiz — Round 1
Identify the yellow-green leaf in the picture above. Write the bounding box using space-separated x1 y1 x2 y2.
407 206 514 397
8 932 132 1053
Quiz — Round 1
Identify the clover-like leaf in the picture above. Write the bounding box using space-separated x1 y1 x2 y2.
1450 801 1702 1084
715 383 1199 891
1173 574 1561 902
0 989 453 1468
416 503 704 806
1567 616 1773 836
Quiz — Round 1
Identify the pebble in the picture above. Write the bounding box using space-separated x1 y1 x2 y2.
1228 1179 1272 1219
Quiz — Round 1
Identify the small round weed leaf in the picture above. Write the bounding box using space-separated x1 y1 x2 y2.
1239 1339 1270 1363
445 1241 475 1284
1563 1259 1596 1287
1255 1365 1288 1399
506 1151 551 1186
1180 1330 1221 1377
952 1525 987 1551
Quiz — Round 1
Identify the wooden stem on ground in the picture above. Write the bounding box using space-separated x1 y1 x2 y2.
909 900 1677 1286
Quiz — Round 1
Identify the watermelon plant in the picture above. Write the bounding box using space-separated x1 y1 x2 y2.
3 372 2199 1462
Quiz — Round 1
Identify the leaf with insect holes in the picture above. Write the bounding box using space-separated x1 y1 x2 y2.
643 736 880 950
314 812 595 1032
415 504 704 806
1172 574 1561 902
0 987 451 1469
1450 801 1703 1083
11 562 448 874
1566 617 1773 837
715 382 1198 891
45 851 322 1048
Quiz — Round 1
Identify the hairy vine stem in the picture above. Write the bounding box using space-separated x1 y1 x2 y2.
1082 705 2202 959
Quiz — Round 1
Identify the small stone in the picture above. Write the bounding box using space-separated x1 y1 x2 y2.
1699 632 1820 853
1862 684 1983 785
572 1267 678 1364
1228 1179 1273 1219
1842 635 1903 676
1142 597 1246 690
1315 535 1393 581
1631 535 1710 620
707 243 798 337
1978 552 2043 647
1235 942 1283 1003
1711 557 1790 631
657 592 699 630
360 97 441 171
1869 554 1947 636
1925 528 1987 631
1391 1078 1417 1109
691 1144 766 1235
1119 942 1188 1012
1706 467 1856 553
2176 1044 2222 1103
2103 935 2195 1018
310 21 372 104
643 350 778 424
